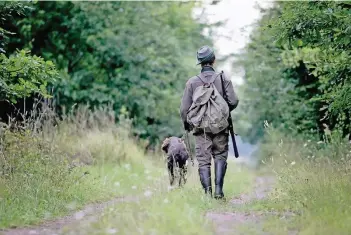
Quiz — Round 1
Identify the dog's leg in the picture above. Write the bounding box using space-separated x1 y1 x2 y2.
178 161 186 187
168 157 174 186
183 165 188 185
181 168 186 187
176 162 184 188
178 166 182 188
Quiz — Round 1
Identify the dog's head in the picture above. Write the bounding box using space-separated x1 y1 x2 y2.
161 137 170 153
162 137 188 154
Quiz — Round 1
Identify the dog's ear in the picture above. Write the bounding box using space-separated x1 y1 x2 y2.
161 138 170 152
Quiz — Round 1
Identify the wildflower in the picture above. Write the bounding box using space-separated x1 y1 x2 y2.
106 228 118 234
144 190 153 197
66 201 77 210
167 186 174 191
74 211 85 220
291 161 296 166
147 175 153 180
44 212 52 219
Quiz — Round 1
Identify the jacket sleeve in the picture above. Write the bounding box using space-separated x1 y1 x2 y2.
179 81 193 124
223 72 239 111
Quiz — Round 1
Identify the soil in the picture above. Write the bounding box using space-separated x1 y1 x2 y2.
1 197 139 235
206 176 297 235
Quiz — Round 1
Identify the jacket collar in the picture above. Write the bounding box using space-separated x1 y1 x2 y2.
201 66 215 73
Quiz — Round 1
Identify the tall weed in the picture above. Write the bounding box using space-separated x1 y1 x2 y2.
0 104 158 228
254 125 351 234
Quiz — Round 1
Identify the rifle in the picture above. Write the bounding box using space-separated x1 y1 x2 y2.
220 71 239 158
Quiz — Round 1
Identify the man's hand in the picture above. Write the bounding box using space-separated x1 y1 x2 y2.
184 122 192 132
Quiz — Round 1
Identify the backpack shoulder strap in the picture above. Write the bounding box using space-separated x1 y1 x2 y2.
210 72 220 83
196 73 220 85
196 74 206 84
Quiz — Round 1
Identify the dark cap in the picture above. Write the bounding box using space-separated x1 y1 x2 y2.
196 45 215 65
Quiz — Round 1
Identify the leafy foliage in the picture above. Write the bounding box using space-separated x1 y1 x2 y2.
4 2 213 143
0 2 28 53
0 50 57 102
0 2 58 103
236 1 351 143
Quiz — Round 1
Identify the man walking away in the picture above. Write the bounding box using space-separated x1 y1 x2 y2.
179 45 239 199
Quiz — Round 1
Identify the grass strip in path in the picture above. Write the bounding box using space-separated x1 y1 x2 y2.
16 162 253 235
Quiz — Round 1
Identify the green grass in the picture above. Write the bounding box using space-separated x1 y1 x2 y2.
0 145 165 228
240 130 351 235
0 107 164 229
58 161 254 235
0 107 255 231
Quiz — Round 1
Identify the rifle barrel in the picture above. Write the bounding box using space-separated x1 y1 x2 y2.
220 71 240 158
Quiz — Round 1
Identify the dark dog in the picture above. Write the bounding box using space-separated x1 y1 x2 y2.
161 137 189 187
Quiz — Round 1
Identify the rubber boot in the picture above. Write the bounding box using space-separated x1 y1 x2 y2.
214 159 227 200
198 167 212 196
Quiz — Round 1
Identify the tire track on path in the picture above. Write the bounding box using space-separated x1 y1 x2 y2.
207 176 297 235
1 196 139 235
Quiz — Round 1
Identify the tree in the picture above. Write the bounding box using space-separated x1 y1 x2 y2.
5 2 213 143
236 1 351 143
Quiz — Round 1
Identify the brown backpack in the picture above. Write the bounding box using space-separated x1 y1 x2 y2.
186 73 229 134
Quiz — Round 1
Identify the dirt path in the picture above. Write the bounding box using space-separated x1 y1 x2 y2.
206 176 297 235
2 176 295 235
1 196 139 235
